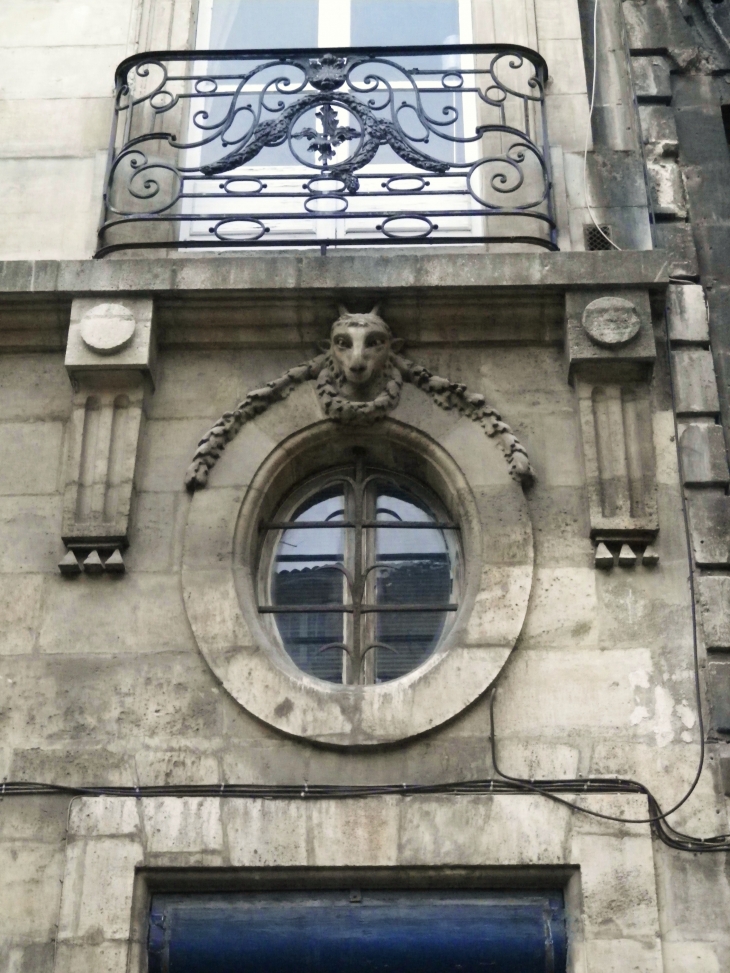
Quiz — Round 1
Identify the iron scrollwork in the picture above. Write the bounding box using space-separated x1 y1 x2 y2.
97 44 557 256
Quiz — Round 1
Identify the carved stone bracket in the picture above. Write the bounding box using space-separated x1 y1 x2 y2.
565 289 660 568
60 298 156 576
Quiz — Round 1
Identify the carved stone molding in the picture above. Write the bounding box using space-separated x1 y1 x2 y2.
565 289 656 378
576 379 659 548
565 288 660 564
582 296 642 348
185 308 533 491
60 298 156 575
66 297 157 385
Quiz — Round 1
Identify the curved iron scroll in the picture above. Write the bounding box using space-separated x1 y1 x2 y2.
97 44 557 256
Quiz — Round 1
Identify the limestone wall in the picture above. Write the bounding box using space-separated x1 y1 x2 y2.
0 0 651 260
0 250 727 972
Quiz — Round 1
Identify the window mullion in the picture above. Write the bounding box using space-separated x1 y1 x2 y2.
342 473 358 685
361 478 379 685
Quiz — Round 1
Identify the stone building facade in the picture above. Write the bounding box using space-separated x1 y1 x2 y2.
1 1 730 972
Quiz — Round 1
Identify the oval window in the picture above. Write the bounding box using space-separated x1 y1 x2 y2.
258 455 461 685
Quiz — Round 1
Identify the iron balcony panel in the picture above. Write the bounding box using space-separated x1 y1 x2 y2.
97 44 556 255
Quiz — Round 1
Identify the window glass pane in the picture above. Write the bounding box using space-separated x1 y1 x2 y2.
210 0 319 49
374 484 451 682
349 0 462 116
350 0 460 46
272 487 346 684
261 471 458 686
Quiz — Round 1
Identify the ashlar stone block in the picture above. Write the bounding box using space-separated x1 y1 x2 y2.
667 284 710 344
631 56 672 103
639 105 678 150
647 155 687 218
697 576 730 649
672 348 721 415
565 288 656 375
66 298 157 383
679 423 729 486
707 661 730 733
688 491 730 566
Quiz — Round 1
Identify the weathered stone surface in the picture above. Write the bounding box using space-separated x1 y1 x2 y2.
672 348 721 415
66 298 156 382
697 576 730 649
648 155 687 217
667 284 709 344
679 423 729 485
687 491 730 566
582 297 642 348
0 3 726 963
632 56 672 102
639 104 678 149
707 661 730 733
566 288 656 372
79 303 136 355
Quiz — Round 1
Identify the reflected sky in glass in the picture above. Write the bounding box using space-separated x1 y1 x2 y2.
275 490 345 572
376 490 448 557
351 0 459 46
211 0 318 49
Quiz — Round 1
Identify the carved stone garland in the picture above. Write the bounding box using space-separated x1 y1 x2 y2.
185 317 533 491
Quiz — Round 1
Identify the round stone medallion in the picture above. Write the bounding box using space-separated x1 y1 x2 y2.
80 303 136 355
582 296 641 348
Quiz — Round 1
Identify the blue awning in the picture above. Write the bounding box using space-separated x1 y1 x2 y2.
149 890 566 973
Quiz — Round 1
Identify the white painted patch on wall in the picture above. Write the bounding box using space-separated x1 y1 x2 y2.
677 702 696 730
629 669 650 689
652 685 675 748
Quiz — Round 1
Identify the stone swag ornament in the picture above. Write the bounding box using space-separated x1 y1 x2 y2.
184 307 534 490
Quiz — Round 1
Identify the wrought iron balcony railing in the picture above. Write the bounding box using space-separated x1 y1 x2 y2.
96 44 556 257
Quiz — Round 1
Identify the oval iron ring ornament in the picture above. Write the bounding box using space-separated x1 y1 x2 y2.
182 393 534 746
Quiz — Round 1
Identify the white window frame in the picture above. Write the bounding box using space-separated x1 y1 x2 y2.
181 0 478 246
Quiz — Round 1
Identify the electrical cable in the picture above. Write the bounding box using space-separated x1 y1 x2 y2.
696 0 730 58
0 0 727 856
1 283 727 851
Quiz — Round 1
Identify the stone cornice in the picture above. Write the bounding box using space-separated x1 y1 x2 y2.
0 251 671 351
0 250 670 296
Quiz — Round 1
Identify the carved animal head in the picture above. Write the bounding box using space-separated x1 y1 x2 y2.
325 305 403 396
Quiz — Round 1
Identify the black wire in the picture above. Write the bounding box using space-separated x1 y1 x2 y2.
483 288 727 852
1 296 727 852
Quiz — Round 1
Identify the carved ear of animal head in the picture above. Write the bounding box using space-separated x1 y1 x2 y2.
370 303 382 318
338 303 350 318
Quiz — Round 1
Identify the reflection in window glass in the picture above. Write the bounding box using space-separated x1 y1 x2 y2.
263 469 458 686
272 487 346 683
374 484 452 681
210 0 318 49
351 0 460 46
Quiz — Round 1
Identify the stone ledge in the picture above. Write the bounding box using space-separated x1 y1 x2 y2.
0 251 671 299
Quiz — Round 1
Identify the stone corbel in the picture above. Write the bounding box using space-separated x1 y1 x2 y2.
59 299 156 576
565 289 659 570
